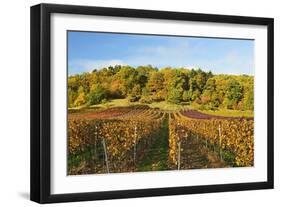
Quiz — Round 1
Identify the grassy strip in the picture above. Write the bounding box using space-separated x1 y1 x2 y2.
68 145 103 169
69 98 254 118
137 116 170 172
199 109 254 118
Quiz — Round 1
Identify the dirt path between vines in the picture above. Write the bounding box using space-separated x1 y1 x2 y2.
178 135 228 169
137 115 228 172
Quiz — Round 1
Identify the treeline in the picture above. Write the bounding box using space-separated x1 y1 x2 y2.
68 65 254 111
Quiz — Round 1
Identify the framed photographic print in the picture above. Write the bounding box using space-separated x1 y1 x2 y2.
30 3 274 203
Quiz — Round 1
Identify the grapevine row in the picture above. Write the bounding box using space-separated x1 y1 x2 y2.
68 108 165 174
169 111 254 167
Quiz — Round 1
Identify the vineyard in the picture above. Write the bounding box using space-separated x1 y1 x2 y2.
68 106 254 175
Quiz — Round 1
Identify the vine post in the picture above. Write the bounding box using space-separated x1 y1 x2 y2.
177 141 181 170
102 138 110 173
218 123 222 161
94 124 99 172
133 125 137 165
94 125 98 157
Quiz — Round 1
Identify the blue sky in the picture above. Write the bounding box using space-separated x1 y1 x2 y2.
68 31 254 76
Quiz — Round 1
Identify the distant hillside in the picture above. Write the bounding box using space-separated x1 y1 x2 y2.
68 65 253 111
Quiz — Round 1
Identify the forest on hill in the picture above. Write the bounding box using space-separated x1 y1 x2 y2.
68 65 254 111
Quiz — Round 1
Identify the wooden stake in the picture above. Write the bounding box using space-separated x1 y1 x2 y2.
178 141 181 170
94 125 98 172
218 124 222 160
134 126 137 165
94 125 98 157
102 138 109 173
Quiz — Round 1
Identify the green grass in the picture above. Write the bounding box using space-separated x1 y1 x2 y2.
198 109 254 118
91 99 141 108
69 98 254 118
147 101 190 111
137 116 170 171
69 99 141 113
91 99 191 111
188 102 254 118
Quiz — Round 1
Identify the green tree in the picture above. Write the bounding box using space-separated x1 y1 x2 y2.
167 87 182 104
129 84 142 102
165 70 184 103
241 82 254 110
136 65 157 87
87 84 108 105
114 66 138 96
224 79 243 109
182 90 191 102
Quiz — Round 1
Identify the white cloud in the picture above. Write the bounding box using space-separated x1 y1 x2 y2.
69 59 127 75
69 40 253 75
124 40 191 68
69 41 191 74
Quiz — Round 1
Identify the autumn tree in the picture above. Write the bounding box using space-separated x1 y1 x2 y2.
67 65 253 110
146 71 165 101
74 86 87 106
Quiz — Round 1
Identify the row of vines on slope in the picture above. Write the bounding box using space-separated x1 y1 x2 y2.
68 107 166 174
168 111 254 168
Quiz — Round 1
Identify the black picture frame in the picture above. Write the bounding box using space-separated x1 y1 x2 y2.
30 3 274 204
